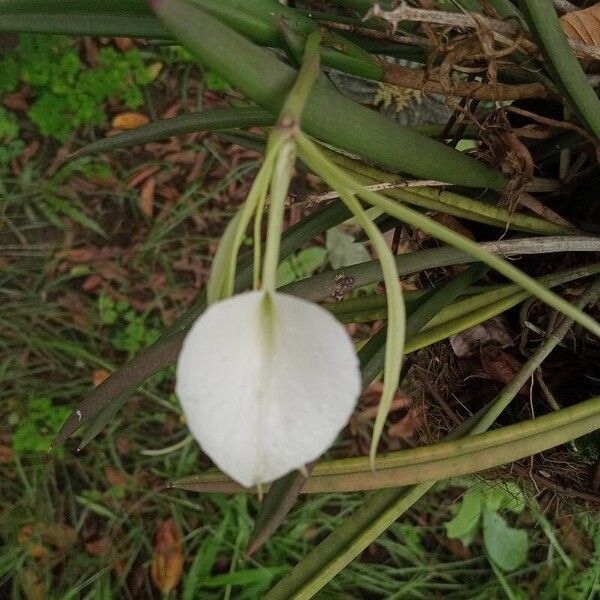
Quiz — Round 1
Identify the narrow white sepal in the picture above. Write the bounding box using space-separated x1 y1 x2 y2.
176 291 361 487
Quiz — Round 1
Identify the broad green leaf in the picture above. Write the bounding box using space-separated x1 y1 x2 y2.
325 227 370 269
276 248 327 287
0 0 167 37
483 510 529 572
483 482 526 515
445 488 482 545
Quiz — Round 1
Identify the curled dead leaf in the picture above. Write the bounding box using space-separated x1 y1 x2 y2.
561 4 600 46
93 369 111 387
84 537 112 557
0 444 13 463
114 37 134 51
450 317 513 358
139 176 156 218
150 519 184 594
480 345 525 394
111 112 150 130
104 465 128 487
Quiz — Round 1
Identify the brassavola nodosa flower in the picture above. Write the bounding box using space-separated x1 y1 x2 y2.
176 290 361 487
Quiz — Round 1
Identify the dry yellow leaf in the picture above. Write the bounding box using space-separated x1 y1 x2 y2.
150 519 184 594
560 3 600 46
139 176 156 218
111 112 150 130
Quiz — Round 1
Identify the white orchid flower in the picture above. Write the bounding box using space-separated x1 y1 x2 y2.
176 290 361 487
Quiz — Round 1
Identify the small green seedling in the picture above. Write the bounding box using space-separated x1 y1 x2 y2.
445 481 529 572
12 397 71 457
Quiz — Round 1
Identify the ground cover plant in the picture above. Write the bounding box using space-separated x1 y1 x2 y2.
2 0 600 597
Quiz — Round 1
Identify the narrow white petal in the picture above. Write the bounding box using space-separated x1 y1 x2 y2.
176 291 361 487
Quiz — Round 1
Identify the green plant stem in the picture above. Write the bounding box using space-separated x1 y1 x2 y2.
71 106 276 159
262 141 296 292
207 145 280 303
330 187 405 466
262 32 321 291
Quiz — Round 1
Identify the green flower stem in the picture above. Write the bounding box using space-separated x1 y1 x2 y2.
297 136 600 339
262 141 296 292
330 191 404 465
262 32 322 291
207 143 280 303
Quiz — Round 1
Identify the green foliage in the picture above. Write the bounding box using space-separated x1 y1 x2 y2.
98 295 160 356
0 34 153 142
446 482 529 571
276 247 327 287
0 106 24 165
11 397 71 457
483 510 529 572
325 227 370 269
203 70 231 91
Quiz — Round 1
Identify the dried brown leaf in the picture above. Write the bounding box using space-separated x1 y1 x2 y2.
139 176 156 218
450 317 513 358
111 111 150 130
104 465 128 487
479 345 523 389
114 37 134 52
0 444 13 463
561 4 600 46
84 538 112 556
150 519 184 594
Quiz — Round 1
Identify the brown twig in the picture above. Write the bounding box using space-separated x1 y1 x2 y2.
368 2 600 62
382 61 550 100
505 105 600 161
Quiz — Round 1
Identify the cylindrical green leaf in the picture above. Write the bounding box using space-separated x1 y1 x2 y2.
149 0 506 189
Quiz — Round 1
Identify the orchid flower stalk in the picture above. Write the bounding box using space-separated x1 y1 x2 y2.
176 33 371 487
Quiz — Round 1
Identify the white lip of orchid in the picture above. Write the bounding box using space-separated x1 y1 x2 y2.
175 290 361 487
